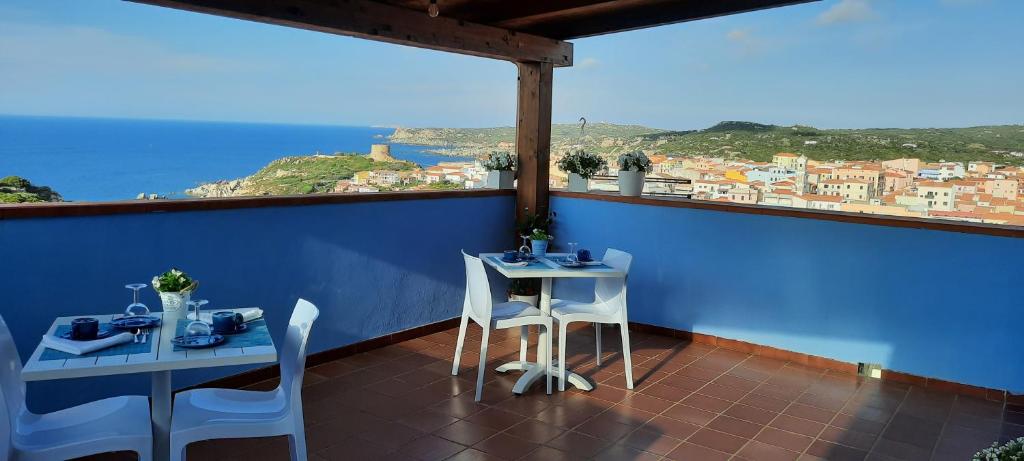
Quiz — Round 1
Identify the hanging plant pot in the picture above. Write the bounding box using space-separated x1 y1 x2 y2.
567 173 589 193
486 170 514 189
618 171 646 196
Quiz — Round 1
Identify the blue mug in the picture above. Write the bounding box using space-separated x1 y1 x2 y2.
71 317 99 340
211 311 243 334
502 250 519 262
577 249 593 262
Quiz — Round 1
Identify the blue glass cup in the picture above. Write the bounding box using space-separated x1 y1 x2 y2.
502 250 519 262
211 311 243 334
70 317 99 340
577 249 593 262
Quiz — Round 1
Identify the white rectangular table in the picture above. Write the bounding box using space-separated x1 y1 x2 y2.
480 253 626 394
22 308 277 461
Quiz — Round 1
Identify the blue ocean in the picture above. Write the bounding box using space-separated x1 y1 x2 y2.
0 115 471 201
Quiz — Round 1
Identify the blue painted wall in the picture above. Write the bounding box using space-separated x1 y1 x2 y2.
0 195 513 412
550 196 1024 393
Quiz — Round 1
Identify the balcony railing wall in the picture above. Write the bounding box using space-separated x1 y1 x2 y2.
0 192 514 412
550 194 1023 393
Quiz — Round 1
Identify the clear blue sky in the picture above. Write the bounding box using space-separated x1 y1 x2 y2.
0 0 1021 130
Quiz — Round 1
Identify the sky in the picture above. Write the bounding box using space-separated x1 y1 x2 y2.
0 0 1021 130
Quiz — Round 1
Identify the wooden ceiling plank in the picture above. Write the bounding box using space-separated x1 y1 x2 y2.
127 0 573 66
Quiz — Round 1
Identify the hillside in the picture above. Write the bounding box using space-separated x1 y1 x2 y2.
187 153 417 197
0 176 63 203
392 121 1024 165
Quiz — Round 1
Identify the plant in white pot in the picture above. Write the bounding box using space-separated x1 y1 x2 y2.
617 151 652 197
481 151 516 189
507 279 539 306
557 148 607 193
527 228 553 257
152 268 197 321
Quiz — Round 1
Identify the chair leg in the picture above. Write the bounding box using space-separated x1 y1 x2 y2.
137 442 153 461
451 313 470 375
519 325 528 363
475 326 490 402
170 441 187 461
288 432 308 461
558 321 568 392
595 323 602 366
545 323 553 395
619 321 634 389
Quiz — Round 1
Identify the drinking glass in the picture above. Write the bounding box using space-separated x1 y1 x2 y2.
124 283 150 317
184 299 211 337
518 235 532 257
567 242 579 264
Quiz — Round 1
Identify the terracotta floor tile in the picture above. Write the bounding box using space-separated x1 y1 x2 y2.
445 448 504 461
736 440 801 461
398 408 460 433
870 437 934 460
741 393 793 413
714 374 761 393
575 414 636 441
534 403 600 429
725 403 779 425
464 407 524 431
785 403 838 424
770 414 827 438
504 419 565 444
677 365 725 381
318 436 399 461
687 428 750 454
473 432 538 460
663 403 718 427
817 425 877 451
755 426 815 452
518 445 585 461
701 382 750 402
620 426 684 455
638 382 691 401
642 415 702 440
434 420 498 446
355 420 425 447
592 442 663 461
831 413 888 436
665 441 732 461
545 431 611 458
397 434 466 461
681 393 733 413
804 440 868 461
707 414 764 439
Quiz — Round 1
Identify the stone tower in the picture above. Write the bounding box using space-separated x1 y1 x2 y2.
795 154 808 195
368 144 396 162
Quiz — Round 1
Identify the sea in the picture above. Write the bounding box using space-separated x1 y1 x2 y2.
0 115 473 201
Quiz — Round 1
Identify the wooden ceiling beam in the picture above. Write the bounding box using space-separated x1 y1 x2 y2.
495 0 819 40
127 0 573 66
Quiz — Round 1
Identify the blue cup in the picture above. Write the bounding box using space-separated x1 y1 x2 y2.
577 249 593 262
71 317 99 340
502 250 519 262
211 311 243 334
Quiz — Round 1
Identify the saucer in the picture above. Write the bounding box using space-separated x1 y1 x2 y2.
213 323 248 335
110 315 162 329
171 334 226 348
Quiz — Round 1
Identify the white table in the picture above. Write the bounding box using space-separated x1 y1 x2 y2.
480 253 626 394
22 308 277 461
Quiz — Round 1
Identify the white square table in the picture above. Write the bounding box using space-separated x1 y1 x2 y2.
21 308 277 461
480 253 626 394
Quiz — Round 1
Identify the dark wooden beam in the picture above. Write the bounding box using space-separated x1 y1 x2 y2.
496 0 819 40
514 61 553 231
127 0 573 66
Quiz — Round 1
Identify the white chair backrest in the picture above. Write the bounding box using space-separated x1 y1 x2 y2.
279 299 319 402
462 251 493 321
0 314 24 448
594 248 632 313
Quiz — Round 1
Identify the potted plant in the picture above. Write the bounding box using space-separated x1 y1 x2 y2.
617 151 652 197
481 151 516 189
973 437 1024 460
557 148 607 193
508 279 539 306
152 268 197 320
528 228 552 257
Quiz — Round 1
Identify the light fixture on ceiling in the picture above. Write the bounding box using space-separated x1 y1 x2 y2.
427 0 439 18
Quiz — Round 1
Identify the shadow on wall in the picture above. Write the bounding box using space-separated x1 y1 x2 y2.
549 196 1024 394
0 195 514 413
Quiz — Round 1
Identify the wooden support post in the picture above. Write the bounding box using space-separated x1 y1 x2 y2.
514 61 554 233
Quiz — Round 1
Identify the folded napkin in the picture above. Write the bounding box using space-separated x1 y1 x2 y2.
498 260 528 267
41 332 134 356
187 307 263 323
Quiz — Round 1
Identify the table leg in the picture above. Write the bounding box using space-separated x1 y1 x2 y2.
152 371 172 461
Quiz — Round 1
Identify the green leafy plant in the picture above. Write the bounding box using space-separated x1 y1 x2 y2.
508 279 539 296
973 437 1024 460
516 208 555 237
152 268 197 293
617 151 652 173
481 151 516 171
557 149 607 179
528 228 552 241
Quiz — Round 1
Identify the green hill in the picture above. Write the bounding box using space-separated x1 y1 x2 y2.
0 176 63 203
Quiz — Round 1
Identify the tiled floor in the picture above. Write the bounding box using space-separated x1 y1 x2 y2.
84 323 1021 460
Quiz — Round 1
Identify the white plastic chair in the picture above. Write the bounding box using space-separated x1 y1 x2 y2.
0 314 153 461
552 248 634 391
169 299 319 461
452 251 552 402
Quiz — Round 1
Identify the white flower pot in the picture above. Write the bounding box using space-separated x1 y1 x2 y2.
567 173 589 193
158 291 191 321
618 170 646 196
509 294 539 306
486 170 514 189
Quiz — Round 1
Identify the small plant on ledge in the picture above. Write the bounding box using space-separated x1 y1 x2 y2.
616 151 652 197
973 437 1024 460
481 151 516 190
557 148 607 193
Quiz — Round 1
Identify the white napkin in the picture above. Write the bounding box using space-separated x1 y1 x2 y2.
498 260 528 267
41 332 135 356
187 307 263 323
